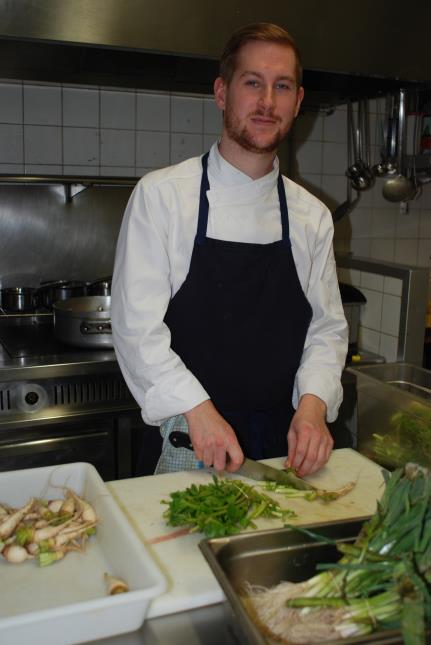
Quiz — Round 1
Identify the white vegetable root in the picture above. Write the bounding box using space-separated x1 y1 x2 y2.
0 499 34 540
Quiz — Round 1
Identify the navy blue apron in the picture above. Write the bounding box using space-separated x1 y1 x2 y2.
163 152 312 459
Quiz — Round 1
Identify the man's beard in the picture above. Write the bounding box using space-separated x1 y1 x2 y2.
224 107 286 154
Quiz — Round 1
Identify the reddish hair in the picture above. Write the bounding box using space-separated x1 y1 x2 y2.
219 22 303 86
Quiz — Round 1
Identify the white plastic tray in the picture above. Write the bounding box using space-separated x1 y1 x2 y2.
0 462 167 645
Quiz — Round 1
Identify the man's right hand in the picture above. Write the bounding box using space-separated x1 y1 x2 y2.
184 400 244 472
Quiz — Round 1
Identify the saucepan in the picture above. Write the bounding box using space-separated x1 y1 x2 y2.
87 276 112 297
36 280 87 310
53 296 112 349
0 287 36 313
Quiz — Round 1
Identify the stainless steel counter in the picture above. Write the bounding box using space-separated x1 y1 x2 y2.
91 603 238 645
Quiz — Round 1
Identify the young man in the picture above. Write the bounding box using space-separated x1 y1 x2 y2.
111 23 348 476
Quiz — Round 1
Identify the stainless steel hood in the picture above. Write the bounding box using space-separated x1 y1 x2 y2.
0 0 430 102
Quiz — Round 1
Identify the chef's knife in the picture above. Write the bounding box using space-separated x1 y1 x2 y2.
168 430 315 491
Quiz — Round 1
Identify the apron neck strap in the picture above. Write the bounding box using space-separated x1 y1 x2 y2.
196 151 291 246
196 152 210 245
277 173 291 247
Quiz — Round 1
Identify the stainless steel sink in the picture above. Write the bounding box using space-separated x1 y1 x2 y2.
347 363 431 469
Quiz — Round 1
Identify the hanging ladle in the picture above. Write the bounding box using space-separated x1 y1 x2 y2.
382 89 415 202
332 101 360 222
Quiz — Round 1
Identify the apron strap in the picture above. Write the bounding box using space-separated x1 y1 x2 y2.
196 152 210 245
196 151 291 247
277 173 291 247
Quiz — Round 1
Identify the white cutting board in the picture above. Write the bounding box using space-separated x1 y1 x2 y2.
107 449 385 618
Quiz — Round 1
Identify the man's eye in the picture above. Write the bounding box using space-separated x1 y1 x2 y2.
245 80 259 88
276 83 293 91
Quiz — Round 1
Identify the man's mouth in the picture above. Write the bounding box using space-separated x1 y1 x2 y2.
250 114 279 125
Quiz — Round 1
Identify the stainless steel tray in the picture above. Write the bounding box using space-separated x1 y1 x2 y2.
199 519 430 645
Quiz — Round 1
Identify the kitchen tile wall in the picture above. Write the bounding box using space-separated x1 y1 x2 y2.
0 80 222 177
0 78 429 311
291 102 431 294
337 266 403 361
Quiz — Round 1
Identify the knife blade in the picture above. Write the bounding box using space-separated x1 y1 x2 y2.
168 430 315 491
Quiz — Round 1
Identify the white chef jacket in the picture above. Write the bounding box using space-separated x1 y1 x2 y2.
111 142 348 426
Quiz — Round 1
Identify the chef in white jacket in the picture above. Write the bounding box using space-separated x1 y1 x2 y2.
111 22 348 476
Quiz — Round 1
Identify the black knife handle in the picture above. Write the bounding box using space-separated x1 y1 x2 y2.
169 430 193 450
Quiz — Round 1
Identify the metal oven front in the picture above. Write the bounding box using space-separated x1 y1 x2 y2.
0 313 151 480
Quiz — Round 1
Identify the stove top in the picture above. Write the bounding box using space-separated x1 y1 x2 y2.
0 313 116 375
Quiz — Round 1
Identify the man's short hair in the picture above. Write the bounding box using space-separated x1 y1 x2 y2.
219 22 303 87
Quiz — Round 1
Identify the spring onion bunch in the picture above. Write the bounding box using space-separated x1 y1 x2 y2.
275 463 431 643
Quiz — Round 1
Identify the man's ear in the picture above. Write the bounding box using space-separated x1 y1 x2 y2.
214 77 226 111
294 86 305 118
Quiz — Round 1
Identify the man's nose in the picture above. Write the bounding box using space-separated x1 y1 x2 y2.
258 86 275 110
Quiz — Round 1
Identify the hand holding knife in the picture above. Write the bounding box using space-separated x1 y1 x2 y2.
168 430 315 491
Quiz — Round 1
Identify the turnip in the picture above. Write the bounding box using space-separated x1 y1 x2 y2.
0 498 34 540
2 544 32 564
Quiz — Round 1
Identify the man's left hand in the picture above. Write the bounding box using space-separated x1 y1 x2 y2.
285 394 333 477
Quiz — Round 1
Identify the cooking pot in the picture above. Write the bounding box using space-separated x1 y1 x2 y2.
87 276 112 297
0 287 36 313
37 280 87 310
53 296 112 348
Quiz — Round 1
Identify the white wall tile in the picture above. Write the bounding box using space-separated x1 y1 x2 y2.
349 208 372 239
0 83 22 123
370 238 394 262
384 276 403 296
420 210 431 238
172 96 203 133
322 142 348 175
100 90 135 129
321 174 347 204
292 113 323 142
63 165 99 176
417 239 431 267
358 326 381 353
63 127 99 165
0 163 23 173
171 133 203 164
136 93 170 131
360 272 384 291
23 85 61 125
63 87 99 127
381 293 401 336
420 183 431 209
379 333 398 362
350 238 372 257
360 287 383 330
136 131 170 167
394 239 418 265
101 129 135 166
203 98 222 134
100 166 134 177
371 209 397 238
0 124 23 162
25 164 62 174
396 208 420 238
204 134 218 151
295 141 322 174
323 108 347 143
135 167 153 177
24 125 61 164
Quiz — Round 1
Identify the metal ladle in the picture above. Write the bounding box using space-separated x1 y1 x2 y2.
382 89 415 202
332 102 360 222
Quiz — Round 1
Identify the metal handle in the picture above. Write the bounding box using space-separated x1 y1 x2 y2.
80 320 112 335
